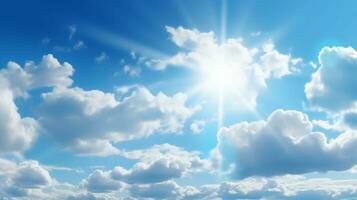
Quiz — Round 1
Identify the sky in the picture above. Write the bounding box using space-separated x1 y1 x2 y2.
1 0 357 199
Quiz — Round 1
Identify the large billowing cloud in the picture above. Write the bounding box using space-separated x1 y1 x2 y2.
39 86 197 156
146 26 301 110
0 54 73 154
217 109 357 178
111 144 210 184
305 46 357 113
305 46 357 133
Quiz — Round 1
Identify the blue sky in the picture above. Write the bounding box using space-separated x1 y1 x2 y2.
1 0 357 199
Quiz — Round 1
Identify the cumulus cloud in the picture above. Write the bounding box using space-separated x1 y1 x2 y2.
39 87 197 156
65 144 210 198
0 54 74 98
12 161 52 189
305 46 357 113
146 26 301 110
84 170 122 193
217 109 357 178
111 144 210 184
305 46 357 133
260 41 300 78
0 54 73 154
0 159 53 198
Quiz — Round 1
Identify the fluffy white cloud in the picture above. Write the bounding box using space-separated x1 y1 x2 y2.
146 26 301 110
12 161 52 189
84 170 122 193
305 46 357 133
0 159 53 198
39 86 197 156
111 144 210 184
217 109 357 178
260 41 301 78
0 54 74 98
0 54 73 154
305 46 357 113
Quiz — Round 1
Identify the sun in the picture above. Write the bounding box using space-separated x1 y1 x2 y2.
198 61 238 98
192 60 243 128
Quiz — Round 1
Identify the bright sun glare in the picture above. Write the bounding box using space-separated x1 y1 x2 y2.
202 65 236 94
196 61 241 128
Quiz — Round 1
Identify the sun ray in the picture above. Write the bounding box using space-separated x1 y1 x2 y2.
83 25 168 59
220 0 227 43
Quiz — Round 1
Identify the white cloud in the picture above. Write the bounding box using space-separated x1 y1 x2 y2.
190 120 205 134
305 46 357 133
0 159 53 198
0 54 74 98
0 158 17 175
146 26 301 110
129 181 186 200
305 46 357 113
84 170 122 193
39 87 197 156
217 109 357 178
12 161 52 189
309 61 318 69
0 54 73 154
112 144 210 184
260 41 294 78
